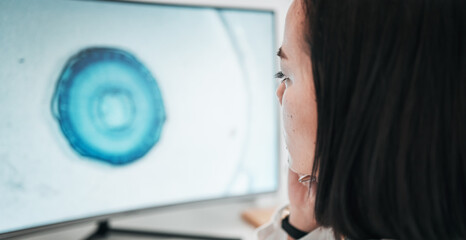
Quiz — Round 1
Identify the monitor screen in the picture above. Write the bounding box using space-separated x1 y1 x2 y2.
0 0 278 236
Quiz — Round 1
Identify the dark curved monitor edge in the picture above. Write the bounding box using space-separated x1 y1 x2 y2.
95 0 278 12
0 0 280 239
1 190 278 239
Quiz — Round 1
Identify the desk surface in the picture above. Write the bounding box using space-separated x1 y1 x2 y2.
18 199 275 240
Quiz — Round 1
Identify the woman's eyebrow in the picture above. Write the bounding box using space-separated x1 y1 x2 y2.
277 47 287 59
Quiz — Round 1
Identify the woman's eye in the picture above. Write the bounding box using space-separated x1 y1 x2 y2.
274 71 289 84
274 71 284 78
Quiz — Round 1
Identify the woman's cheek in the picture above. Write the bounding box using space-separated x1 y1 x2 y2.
282 91 316 175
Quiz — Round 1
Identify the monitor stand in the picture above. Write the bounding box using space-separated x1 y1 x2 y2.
85 221 242 240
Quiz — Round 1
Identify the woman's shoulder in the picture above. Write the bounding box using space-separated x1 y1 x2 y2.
254 204 335 240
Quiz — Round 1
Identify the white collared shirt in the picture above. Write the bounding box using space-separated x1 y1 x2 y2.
254 205 335 240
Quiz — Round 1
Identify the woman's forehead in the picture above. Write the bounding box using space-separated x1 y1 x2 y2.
282 0 309 60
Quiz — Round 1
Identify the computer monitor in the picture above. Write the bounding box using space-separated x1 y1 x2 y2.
0 0 278 238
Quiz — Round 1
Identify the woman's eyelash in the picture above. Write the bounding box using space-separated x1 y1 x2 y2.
274 71 285 79
275 71 289 83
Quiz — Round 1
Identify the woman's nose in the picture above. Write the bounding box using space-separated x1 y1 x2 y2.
276 82 285 105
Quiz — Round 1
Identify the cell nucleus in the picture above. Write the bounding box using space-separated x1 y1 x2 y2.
52 48 166 165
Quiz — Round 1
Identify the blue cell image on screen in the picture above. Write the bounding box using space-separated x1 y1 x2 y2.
51 48 166 165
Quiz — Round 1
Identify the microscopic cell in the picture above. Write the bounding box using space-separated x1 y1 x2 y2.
52 48 166 165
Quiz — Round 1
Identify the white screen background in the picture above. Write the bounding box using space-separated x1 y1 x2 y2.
0 0 278 234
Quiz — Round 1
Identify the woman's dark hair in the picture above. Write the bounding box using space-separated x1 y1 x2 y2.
303 0 465 239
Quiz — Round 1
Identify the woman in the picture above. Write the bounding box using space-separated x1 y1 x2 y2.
257 0 465 239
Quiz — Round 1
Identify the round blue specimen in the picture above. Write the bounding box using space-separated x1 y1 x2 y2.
52 48 166 165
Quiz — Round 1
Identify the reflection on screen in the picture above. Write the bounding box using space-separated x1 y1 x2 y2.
0 0 277 235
